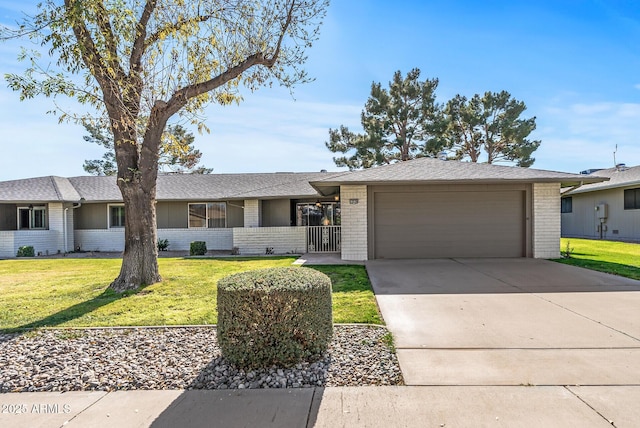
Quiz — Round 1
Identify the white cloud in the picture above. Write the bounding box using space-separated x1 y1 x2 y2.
534 101 640 173
192 95 361 173
0 90 361 180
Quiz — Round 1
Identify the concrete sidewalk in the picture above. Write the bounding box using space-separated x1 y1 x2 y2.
3 385 638 428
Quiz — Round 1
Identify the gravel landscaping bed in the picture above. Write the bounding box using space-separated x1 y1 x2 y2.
0 325 402 392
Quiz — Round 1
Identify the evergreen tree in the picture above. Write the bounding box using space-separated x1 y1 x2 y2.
326 69 448 169
445 91 541 167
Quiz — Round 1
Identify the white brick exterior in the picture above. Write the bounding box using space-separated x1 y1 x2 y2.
0 230 64 257
340 185 368 260
74 229 125 252
533 182 561 259
157 229 233 251
75 228 234 252
244 199 261 227
64 205 76 253
232 226 306 255
0 202 67 257
0 231 15 257
48 203 66 253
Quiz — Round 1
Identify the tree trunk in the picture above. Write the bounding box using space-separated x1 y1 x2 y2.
109 180 161 292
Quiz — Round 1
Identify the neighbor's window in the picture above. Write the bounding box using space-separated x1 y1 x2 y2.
189 203 226 228
18 206 47 229
624 188 640 210
109 205 125 228
561 197 572 213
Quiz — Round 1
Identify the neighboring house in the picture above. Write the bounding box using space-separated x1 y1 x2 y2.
0 158 603 259
562 164 640 242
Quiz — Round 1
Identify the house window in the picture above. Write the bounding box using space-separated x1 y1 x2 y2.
109 205 125 228
561 197 572 213
188 203 227 228
296 202 341 226
624 188 640 210
18 206 47 229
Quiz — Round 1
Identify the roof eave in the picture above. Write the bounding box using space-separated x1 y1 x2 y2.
565 179 640 196
311 177 608 188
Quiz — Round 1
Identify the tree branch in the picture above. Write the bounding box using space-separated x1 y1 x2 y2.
94 1 125 81
158 1 298 120
162 52 268 118
264 0 296 68
143 13 217 51
63 0 113 97
130 0 156 74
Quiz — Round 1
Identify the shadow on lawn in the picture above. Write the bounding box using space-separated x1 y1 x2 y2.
7 287 147 332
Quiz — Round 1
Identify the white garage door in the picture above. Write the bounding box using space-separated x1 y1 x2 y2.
374 190 525 258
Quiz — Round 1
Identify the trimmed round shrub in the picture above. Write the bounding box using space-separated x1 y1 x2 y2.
217 267 333 369
190 241 207 256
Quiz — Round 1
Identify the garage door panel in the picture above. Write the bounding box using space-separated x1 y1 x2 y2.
374 191 524 258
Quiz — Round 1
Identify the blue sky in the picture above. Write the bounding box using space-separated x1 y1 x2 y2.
1 0 639 181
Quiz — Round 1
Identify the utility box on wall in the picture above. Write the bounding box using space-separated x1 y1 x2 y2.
595 203 608 220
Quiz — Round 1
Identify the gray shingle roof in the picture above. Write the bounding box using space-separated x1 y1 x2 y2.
0 176 81 202
310 158 606 186
0 160 607 204
564 165 640 195
155 172 342 200
67 176 124 202
66 172 342 202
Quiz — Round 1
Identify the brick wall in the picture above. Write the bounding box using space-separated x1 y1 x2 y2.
157 229 233 251
48 203 66 252
75 228 234 252
0 230 64 257
0 231 14 257
74 229 125 252
65 206 75 253
340 185 368 260
232 226 306 255
244 199 261 227
533 182 561 259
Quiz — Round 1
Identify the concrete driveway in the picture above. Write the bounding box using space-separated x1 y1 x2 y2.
367 258 640 424
367 258 640 384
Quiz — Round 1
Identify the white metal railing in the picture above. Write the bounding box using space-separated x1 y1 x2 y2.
307 226 341 253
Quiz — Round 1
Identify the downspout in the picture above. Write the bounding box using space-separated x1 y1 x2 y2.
63 208 67 253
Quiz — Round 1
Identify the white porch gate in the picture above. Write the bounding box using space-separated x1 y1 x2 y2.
306 226 341 253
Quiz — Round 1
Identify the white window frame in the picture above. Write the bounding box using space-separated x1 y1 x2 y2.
188 202 227 229
17 205 47 230
108 204 125 229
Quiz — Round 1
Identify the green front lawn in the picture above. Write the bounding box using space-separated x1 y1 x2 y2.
0 257 382 330
557 238 640 280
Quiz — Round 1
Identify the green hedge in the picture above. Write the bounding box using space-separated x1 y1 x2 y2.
217 267 333 368
16 246 35 257
190 241 207 256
